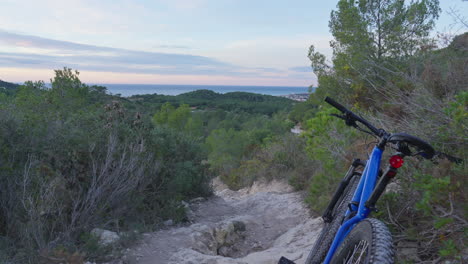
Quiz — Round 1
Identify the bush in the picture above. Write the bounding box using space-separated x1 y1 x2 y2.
0 69 212 262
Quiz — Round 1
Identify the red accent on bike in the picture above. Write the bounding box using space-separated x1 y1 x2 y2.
389 155 404 168
386 169 397 178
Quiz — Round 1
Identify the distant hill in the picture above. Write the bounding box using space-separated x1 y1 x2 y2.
126 89 295 115
0 80 20 90
0 80 20 96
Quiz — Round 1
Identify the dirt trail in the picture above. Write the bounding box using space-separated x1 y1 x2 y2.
123 178 323 264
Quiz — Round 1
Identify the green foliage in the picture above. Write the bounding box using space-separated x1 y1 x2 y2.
309 0 441 107
288 100 318 124
331 0 440 60
438 91 468 147
149 126 210 198
79 232 104 259
153 102 175 124
433 217 454 230
214 133 315 191
206 128 250 175
204 110 293 189
438 239 459 258
153 103 194 131
0 68 212 262
303 107 361 211
127 89 294 116
0 80 19 97
413 173 450 215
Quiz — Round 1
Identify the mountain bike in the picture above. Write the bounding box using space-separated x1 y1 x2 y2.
295 97 460 264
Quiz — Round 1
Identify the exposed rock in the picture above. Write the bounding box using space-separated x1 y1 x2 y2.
190 224 218 255
214 221 236 246
232 221 246 232
163 219 174 227
217 246 231 257
91 228 120 245
211 176 229 192
123 179 321 264
181 200 190 208
190 197 206 203
385 181 402 194
102 261 124 264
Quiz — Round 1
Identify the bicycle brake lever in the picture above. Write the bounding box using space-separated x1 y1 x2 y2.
330 114 358 128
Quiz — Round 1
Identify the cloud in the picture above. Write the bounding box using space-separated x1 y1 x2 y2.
289 66 312 72
0 30 289 77
156 44 191 49
161 0 208 10
0 30 220 66
206 34 333 70
0 30 108 52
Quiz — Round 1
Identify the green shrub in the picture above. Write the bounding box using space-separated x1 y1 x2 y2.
0 68 212 262
303 107 361 212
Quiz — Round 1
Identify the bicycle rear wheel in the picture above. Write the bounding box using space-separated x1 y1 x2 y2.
305 175 360 264
330 218 394 264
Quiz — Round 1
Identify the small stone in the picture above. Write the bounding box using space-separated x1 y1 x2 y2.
164 219 174 226
190 197 206 203
385 182 402 194
181 201 190 208
233 221 246 232
214 222 235 245
217 246 230 256
91 228 120 245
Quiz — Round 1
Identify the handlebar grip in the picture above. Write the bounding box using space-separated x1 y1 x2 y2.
325 97 348 113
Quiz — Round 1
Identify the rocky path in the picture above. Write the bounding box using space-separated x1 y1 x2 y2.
122 179 323 264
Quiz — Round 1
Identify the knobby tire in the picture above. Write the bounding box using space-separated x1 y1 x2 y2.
305 175 360 264
330 218 394 264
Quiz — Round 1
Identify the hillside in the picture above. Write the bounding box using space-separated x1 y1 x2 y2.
0 80 20 95
126 89 295 115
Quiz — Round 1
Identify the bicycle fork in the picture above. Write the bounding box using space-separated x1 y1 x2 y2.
321 159 365 223
323 150 405 264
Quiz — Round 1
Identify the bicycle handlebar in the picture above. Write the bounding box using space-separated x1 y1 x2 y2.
324 97 457 162
324 97 348 113
325 97 384 137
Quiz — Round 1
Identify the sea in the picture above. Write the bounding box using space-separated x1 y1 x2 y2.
96 84 312 97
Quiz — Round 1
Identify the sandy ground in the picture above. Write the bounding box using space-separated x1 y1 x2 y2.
122 178 323 264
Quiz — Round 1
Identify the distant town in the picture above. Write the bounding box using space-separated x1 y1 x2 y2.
279 93 310 101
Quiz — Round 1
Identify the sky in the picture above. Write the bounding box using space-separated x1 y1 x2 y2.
0 0 467 87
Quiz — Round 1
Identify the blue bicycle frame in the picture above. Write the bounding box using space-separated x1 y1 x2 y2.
323 146 383 264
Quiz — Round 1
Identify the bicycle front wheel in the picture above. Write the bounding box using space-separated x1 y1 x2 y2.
305 175 360 264
330 218 394 264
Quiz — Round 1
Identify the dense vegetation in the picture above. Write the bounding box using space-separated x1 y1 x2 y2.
0 80 19 97
0 1 465 263
125 89 294 116
288 0 466 262
0 70 297 263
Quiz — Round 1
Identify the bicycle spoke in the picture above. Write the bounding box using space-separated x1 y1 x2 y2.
342 240 369 264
